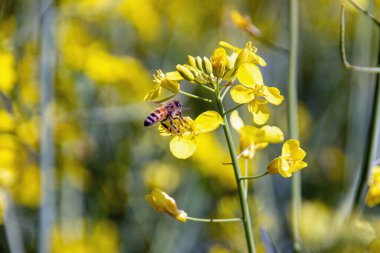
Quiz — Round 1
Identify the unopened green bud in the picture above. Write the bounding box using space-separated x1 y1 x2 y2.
187 55 197 68
195 56 204 72
176 64 195 81
202 57 213 75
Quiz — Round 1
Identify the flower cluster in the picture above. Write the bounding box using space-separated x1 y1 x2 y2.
143 41 308 223
365 166 380 207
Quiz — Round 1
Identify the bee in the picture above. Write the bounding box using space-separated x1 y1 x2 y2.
144 100 184 133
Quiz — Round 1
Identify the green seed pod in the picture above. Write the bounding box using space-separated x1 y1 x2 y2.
202 57 213 75
187 55 197 68
176 64 195 81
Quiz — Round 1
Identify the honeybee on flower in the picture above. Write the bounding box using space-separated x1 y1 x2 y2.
144 100 185 134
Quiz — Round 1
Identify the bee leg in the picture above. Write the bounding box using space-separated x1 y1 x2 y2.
168 115 180 134
161 122 173 134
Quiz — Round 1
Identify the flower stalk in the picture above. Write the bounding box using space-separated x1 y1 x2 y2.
187 217 242 223
216 94 256 253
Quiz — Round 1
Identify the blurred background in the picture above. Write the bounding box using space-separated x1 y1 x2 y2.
0 0 379 252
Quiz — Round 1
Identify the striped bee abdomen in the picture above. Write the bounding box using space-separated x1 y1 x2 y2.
144 109 166 127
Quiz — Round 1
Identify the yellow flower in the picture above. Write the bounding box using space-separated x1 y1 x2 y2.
267 139 308 178
230 63 284 125
230 11 262 37
211 47 227 78
159 111 223 159
0 52 16 95
145 188 187 222
365 166 380 207
231 111 283 159
219 41 266 67
144 70 183 101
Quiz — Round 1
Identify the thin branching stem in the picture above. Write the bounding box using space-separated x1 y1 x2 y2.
340 5 380 73
220 85 232 101
240 172 269 180
179 90 212 103
288 0 301 251
224 103 244 115
244 159 249 199
187 217 242 223
347 0 380 26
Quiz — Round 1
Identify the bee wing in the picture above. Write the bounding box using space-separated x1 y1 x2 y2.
182 105 191 112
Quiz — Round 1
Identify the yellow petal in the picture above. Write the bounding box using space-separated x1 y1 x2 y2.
161 79 180 93
144 84 161 101
248 100 269 125
219 41 241 52
263 86 284 105
259 125 284 143
248 51 267 67
291 161 308 173
267 157 292 178
282 139 306 161
170 132 197 159
192 111 223 134
237 63 263 87
230 110 245 132
166 71 184 81
230 85 255 104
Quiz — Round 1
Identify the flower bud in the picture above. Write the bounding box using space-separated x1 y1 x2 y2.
176 64 195 81
235 48 249 69
195 56 204 72
202 57 213 75
211 47 227 78
187 55 197 68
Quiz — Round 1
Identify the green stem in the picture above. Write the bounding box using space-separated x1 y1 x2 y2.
216 96 256 253
179 90 212 103
240 172 269 180
187 217 242 223
220 85 232 100
348 0 380 26
245 159 249 200
224 103 244 115
353 38 380 212
288 0 301 251
200 84 216 93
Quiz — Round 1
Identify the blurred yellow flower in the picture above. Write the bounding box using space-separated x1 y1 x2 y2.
366 166 380 207
0 109 15 132
145 188 187 222
230 63 283 125
144 70 182 101
12 164 40 207
230 11 261 37
267 139 308 178
230 111 283 159
16 117 40 149
0 52 16 95
143 162 181 193
159 111 223 159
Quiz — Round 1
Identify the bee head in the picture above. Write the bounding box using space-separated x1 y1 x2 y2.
173 100 182 108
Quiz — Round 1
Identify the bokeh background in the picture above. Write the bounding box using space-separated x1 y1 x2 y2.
0 0 380 252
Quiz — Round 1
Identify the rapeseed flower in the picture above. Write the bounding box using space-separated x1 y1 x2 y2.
145 188 187 222
159 111 223 159
144 70 183 101
230 11 261 37
365 166 380 207
230 63 284 125
267 139 307 178
230 111 283 159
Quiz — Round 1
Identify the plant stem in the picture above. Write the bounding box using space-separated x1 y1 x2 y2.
353 40 380 212
187 217 242 223
216 96 256 253
348 0 380 26
288 0 301 251
245 159 249 200
240 172 269 180
179 90 212 103
224 103 244 115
